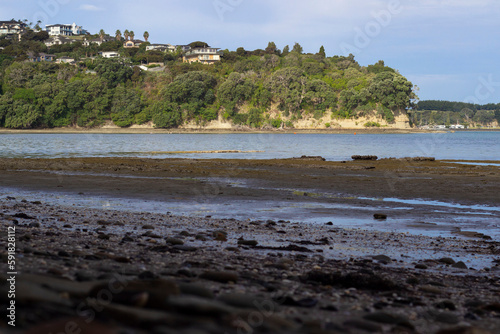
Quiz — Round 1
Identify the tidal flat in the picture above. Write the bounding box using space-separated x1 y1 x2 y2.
0 157 499 333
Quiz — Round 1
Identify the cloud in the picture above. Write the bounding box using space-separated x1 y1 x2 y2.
79 4 105 12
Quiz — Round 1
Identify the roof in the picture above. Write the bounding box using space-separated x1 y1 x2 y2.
0 20 25 25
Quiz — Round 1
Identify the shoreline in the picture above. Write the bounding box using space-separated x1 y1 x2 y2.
1 127 498 135
1 197 500 333
1 157 499 333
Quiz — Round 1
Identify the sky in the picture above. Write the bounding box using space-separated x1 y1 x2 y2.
2 0 500 103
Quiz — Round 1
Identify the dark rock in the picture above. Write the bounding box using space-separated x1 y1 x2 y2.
452 261 468 269
435 300 457 310
415 263 428 269
199 270 238 283
138 271 159 280
121 236 134 242
142 224 155 230
57 250 70 257
373 213 387 220
372 255 391 263
13 212 36 219
237 239 258 247
352 155 378 160
303 270 400 291
114 256 131 263
172 245 198 252
326 221 333 226
142 231 161 238
97 234 110 240
294 155 326 161
255 244 313 253
165 238 184 245
29 222 41 228
439 257 456 265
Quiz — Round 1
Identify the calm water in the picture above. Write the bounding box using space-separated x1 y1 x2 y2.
0 131 499 160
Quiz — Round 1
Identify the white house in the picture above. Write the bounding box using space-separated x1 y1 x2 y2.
46 23 87 36
146 43 176 52
99 51 120 58
44 35 73 47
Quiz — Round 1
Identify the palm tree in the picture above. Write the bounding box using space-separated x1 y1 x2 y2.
99 29 105 42
115 29 122 41
130 31 135 41
124 29 130 41
143 31 149 42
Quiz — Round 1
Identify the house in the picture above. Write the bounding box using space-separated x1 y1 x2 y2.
0 20 27 35
146 43 176 52
450 124 465 129
83 36 115 47
45 23 87 36
44 35 73 47
182 46 222 64
27 52 56 62
56 56 76 65
124 39 144 48
99 51 120 58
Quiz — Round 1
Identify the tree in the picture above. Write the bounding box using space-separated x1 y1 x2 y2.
292 42 303 54
130 31 135 40
189 41 209 48
282 45 290 56
318 45 326 59
265 41 277 54
124 29 130 41
143 31 149 42
236 47 245 56
110 85 142 127
99 29 105 42
115 30 122 41
94 59 133 88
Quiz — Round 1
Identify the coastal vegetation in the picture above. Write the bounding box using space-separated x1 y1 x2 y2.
411 100 500 128
0 33 420 129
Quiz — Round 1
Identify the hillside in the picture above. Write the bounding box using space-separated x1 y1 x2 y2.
0 35 418 130
413 100 500 128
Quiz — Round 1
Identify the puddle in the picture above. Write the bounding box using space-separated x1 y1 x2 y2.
2 186 499 242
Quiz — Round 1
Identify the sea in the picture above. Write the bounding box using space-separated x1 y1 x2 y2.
0 131 499 161
1 131 499 245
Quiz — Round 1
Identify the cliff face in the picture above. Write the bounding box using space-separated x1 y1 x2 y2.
179 109 411 130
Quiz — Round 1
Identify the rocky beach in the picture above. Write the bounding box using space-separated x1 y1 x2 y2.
1 157 499 333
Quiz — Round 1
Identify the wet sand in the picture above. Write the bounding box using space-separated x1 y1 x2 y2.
1 157 500 333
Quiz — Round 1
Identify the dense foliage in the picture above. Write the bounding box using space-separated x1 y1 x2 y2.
0 33 422 129
412 100 500 127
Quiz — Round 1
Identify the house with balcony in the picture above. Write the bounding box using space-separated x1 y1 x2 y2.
182 46 222 65
46 23 87 36
124 39 144 48
0 20 27 38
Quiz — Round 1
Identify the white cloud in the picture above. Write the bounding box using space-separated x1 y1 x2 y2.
79 4 105 12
